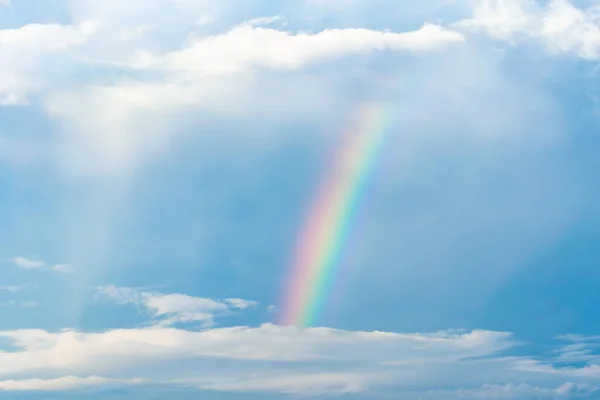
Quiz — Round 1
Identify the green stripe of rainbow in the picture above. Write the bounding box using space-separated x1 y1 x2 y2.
279 105 387 327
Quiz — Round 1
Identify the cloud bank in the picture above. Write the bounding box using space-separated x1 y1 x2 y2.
0 287 596 398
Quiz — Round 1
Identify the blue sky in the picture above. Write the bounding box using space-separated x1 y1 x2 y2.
1 0 600 398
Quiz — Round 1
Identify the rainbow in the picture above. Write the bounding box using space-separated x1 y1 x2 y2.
279 105 388 327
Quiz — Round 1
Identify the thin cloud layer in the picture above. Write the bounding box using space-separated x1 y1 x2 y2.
12 257 45 269
0 376 143 391
41 21 464 176
411 383 599 399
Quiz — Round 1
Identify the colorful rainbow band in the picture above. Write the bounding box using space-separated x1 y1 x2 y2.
279 105 387 327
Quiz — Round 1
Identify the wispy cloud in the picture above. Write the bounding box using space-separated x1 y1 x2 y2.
0 376 143 391
413 382 599 399
242 15 287 28
51 264 76 274
12 257 45 270
11 257 76 274
96 285 257 327
1 300 37 308
0 285 24 293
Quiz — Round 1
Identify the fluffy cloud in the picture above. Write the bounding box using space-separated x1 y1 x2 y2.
0 324 518 387
0 288 585 396
40 20 464 177
0 20 98 104
457 0 600 59
96 285 257 327
8 1 593 180
0 319 593 397
132 23 464 75
2 0 597 177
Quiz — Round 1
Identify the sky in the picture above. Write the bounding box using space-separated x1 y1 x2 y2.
1 0 600 398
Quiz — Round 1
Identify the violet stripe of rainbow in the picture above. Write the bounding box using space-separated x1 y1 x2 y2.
279 106 387 327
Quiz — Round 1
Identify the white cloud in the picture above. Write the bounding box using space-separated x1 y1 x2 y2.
1 0 595 178
11 257 75 274
41 21 464 178
243 15 287 28
51 264 76 274
225 298 258 309
63 0 228 67
267 305 278 314
0 322 592 396
96 285 258 327
0 285 24 293
456 0 537 39
201 372 368 396
134 23 464 76
412 382 598 399
0 376 143 391
12 257 45 269
558 334 600 343
540 0 600 59
457 0 600 59
0 20 99 105
0 324 513 382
